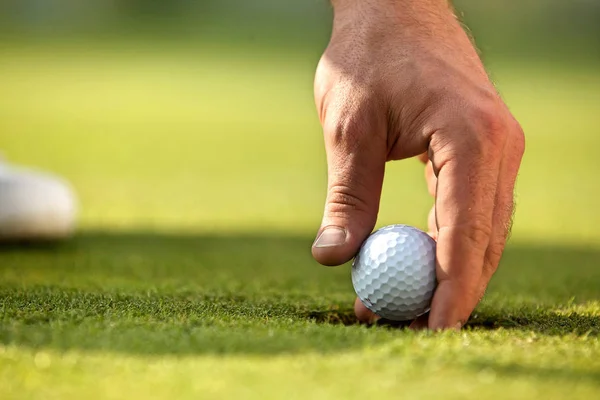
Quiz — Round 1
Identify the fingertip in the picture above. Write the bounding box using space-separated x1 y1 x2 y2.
311 250 354 267
409 313 430 330
354 297 380 324
311 246 351 266
312 226 365 266
427 281 470 331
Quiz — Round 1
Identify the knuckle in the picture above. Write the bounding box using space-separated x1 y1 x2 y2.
484 244 504 272
320 84 381 148
459 218 493 252
469 103 509 154
326 184 371 217
439 218 493 260
322 100 366 150
324 112 363 148
472 217 494 241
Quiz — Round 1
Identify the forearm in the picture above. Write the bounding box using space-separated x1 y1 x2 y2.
331 0 453 22
330 0 461 42
328 0 478 73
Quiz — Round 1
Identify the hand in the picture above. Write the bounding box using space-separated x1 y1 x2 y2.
311 0 525 329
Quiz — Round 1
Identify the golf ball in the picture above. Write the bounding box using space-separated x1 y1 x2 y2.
351 224 437 321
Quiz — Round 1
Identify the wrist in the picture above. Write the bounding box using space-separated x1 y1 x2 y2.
331 0 450 12
330 0 463 60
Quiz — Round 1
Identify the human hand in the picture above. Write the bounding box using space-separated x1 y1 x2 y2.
311 0 525 329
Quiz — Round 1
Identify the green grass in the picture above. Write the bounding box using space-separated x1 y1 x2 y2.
1 39 600 399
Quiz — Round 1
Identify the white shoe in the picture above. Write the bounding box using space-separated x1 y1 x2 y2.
0 158 77 241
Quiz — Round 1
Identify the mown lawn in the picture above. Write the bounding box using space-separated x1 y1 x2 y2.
1 40 599 399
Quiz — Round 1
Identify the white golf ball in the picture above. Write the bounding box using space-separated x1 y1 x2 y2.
0 163 77 240
352 224 437 321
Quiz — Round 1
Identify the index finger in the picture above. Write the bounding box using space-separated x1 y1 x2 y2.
427 128 504 329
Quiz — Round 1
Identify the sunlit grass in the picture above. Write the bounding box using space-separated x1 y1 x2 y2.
0 41 599 399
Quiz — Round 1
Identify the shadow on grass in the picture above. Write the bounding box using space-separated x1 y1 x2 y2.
307 308 600 336
1 230 599 355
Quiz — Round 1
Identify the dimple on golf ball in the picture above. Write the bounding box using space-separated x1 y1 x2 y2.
351 224 437 321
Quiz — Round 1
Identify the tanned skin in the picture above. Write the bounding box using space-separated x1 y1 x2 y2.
311 0 525 330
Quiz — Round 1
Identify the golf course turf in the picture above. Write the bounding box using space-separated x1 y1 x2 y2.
1 37 599 398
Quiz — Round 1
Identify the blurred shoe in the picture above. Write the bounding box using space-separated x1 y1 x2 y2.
0 156 77 241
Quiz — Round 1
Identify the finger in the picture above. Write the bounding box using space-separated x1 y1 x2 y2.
427 205 438 240
425 159 439 239
427 127 505 329
354 297 380 324
409 313 429 330
425 160 437 197
421 157 438 239
312 107 387 266
479 123 525 297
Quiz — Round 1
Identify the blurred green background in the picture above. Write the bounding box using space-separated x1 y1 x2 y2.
1 0 599 242
1 2 600 398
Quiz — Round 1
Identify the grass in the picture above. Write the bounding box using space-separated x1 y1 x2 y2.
0 37 600 399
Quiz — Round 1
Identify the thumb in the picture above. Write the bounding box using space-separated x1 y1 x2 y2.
312 116 387 266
